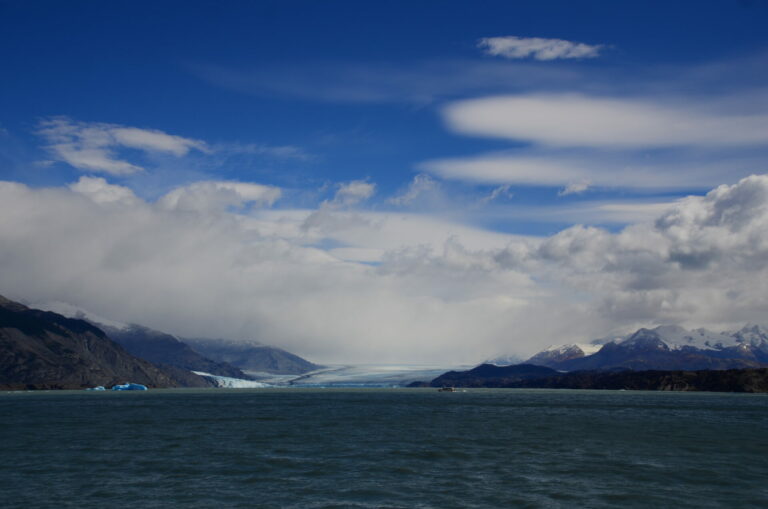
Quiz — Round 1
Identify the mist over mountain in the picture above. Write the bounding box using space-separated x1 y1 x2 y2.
0 295 211 389
101 324 253 380
183 338 322 375
35 301 322 378
418 323 768 391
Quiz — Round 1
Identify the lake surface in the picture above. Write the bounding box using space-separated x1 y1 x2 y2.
1 389 766 508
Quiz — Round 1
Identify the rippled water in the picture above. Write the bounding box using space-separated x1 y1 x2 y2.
1 389 767 508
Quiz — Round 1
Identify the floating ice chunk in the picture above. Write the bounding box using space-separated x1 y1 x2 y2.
85 386 106 391
111 382 148 391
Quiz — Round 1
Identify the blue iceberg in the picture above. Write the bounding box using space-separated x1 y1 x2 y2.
85 386 106 391
111 382 148 391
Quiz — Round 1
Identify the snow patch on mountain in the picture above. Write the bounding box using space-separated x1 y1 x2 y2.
485 354 523 366
523 323 768 370
543 343 602 356
732 324 768 348
640 325 738 351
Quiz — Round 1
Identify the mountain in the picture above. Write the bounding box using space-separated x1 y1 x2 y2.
0 295 212 389
413 363 768 393
411 363 560 388
484 353 523 366
523 324 768 372
101 324 252 380
32 301 320 378
183 337 321 375
512 368 768 392
524 343 601 368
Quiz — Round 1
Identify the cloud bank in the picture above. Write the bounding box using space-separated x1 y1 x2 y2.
2 174 768 364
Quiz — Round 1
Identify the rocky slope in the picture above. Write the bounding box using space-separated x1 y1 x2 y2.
102 324 252 379
0 295 212 389
33 301 320 377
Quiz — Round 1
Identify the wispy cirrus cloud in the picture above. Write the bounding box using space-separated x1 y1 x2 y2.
189 60 581 104
558 181 590 196
213 141 313 161
478 36 604 61
38 117 208 175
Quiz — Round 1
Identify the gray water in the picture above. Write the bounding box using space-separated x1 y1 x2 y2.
1 389 766 508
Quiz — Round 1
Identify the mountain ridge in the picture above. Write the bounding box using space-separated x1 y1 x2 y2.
32 301 322 377
0 295 212 390
492 324 768 372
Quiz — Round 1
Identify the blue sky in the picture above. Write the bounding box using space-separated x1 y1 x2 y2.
1 1 768 362
3 1 767 216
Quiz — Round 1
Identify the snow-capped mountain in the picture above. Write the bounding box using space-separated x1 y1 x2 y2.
524 343 601 368
731 324 768 348
524 324 768 371
485 353 523 367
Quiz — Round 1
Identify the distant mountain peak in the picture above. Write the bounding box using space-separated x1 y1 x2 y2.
737 323 768 335
523 322 768 372
524 343 599 368
621 328 670 351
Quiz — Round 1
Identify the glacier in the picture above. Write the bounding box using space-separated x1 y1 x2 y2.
192 372 272 388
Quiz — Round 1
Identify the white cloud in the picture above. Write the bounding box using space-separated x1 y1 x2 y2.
109 127 206 156
422 149 768 192
470 199 679 226
300 180 377 233
443 94 768 148
330 180 376 207
558 181 590 196
38 117 207 175
260 208 520 258
424 153 585 186
0 178 533 364
479 184 513 205
69 176 138 205
158 181 281 212
505 174 768 328
388 174 440 206
3 174 768 363
478 36 604 61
